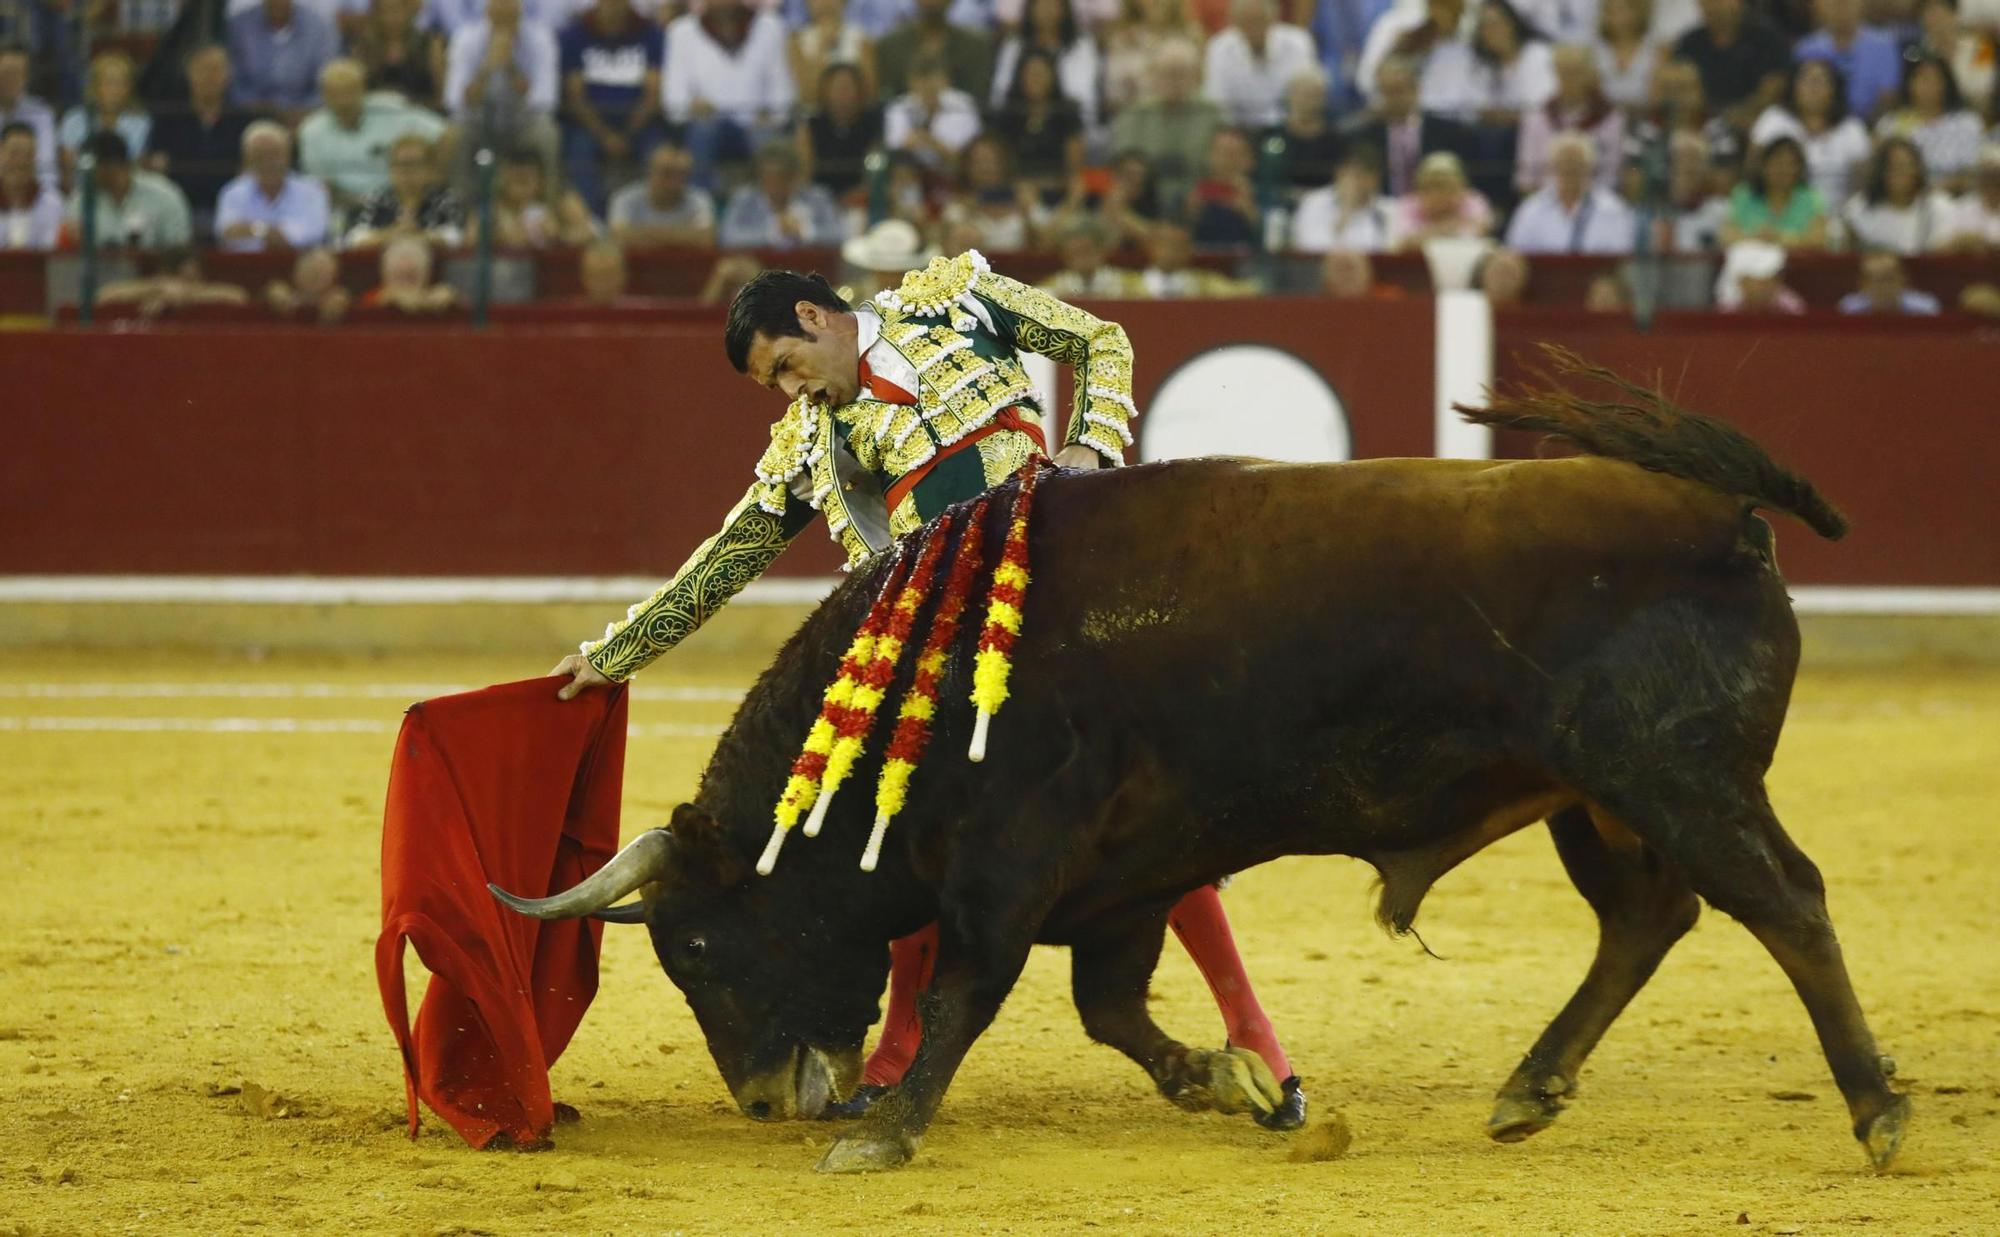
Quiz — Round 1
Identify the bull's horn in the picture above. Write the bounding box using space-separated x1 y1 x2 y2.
488 828 671 920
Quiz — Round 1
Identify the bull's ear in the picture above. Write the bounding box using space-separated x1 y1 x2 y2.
667 802 751 887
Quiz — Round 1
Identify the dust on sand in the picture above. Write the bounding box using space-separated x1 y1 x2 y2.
2 652 1997 1235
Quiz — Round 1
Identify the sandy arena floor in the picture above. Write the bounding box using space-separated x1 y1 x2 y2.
1 649 1996 1236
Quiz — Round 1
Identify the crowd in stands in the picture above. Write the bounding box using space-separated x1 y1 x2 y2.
5 0 2000 313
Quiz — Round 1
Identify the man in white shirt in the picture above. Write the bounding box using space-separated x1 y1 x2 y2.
1290 147 1401 252
884 55 981 170
1203 0 1319 128
662 0 794 187
1942 143 2000 251
0 121 62 249
444 0 560 184
298 58 448 213
1503 132 1636 254
215 120 332 251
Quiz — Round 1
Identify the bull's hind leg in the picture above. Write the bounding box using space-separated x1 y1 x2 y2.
1489 806 1700 1141
1598 783 1910 1170
1071 910 1286 1121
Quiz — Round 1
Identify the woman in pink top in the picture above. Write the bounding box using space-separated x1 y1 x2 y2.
1392 150 1495 245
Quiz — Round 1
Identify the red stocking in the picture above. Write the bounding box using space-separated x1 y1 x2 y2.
1168 885 1293 1080
860 922 939 1087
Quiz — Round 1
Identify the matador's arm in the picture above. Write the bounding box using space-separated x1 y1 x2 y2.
582 486 812 681
969 269 1136 463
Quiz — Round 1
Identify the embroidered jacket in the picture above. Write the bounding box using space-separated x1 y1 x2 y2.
582 249 1137 681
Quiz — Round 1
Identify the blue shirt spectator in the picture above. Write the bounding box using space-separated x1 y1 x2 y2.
718 142 841 247
560 0 663 128
229 0 340 113
1794 0 1902 120
215 119 332 251
1838 252 1941 314
784 0 998 37
1313 0 1394 110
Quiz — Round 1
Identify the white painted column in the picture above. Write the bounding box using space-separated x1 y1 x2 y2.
1433 289 1495 460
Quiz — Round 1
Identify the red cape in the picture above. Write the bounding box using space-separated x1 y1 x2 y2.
375 677 628 1149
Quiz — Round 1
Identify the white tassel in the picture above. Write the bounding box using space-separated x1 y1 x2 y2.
803 787 835 838
860 812 891 872
968 710 992 762
755 823 788 876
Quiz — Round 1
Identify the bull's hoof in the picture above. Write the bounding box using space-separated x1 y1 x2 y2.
1169 1048 1284 1118
1858 1094 1912 1172
816 1131 916 1174
1254 1076 1307 1132
821 1083 889 1121
1487 1076 1570 1143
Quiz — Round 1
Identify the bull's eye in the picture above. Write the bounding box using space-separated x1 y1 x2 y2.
681 935 706 963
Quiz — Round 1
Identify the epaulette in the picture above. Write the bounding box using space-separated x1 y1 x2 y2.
873 249 991 319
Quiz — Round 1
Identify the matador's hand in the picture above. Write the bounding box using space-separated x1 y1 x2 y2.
550 653 613 700
1053 444 1104 470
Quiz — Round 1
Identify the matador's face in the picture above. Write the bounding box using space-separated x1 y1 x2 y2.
744 303 862 408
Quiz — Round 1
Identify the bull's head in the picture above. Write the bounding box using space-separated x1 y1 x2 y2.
489 803 888 1120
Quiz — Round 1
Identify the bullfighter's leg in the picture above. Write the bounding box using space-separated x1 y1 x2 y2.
1072 906 1288 1121
1600 783 1910 1170
1167 885 1306 1129
817 880 1046 1173
1489 805 1700 1142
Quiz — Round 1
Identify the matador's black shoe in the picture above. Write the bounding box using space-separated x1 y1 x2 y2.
1255 1076 1307 1131
821 1083 890 1120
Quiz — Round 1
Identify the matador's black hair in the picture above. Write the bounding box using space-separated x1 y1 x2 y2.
724 270 851 373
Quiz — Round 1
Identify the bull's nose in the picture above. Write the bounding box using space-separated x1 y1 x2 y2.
745 1100 775 1121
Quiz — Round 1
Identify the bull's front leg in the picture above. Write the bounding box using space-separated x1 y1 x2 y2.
816 893 1041 1173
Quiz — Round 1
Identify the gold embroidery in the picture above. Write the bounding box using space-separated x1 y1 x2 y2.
972 267 1136 460
874 250 989 318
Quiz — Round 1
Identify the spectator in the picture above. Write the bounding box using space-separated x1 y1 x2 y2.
878 148 936 231
1515 43 1624 194
1291 145 1401 251
1103 0 1204 112
1940 142 2000 250
1315 0 1402 110
1081 147 1165 245
1874 55 1984 193
1139 218 1256 294
559 0 664 213
608 141 715 244
1321 247 1399 297
884 54 981 170
797 63 883 200
1671 0 1789 128
1357 0 1468 104
344 132 466 247
992 0 1104 132
96 248 250 315
1837 250 1941 314
576 240 632 305
718 139 840 247
143 45 251 239
1716 241 1802 312
0 121 60 249
1914 0 1993 116
697 251 762 303
1040 221 1146 296
1109 38 1223 208
0 44 56 188
445 0 561 186
1265 67 1344 198
1793 0 1900 121
1186 126 1260 246
58 52 150 175
300 59 448 215
939 132 1041 248
421 0 570 39
875 0 995 102
1584 269 1631 311
1203 0 1317 128
352 0 439 105
1423 0 1556 124
1722 135 1828 248
1843 136 1954 253
1662 129 1728 250
1339 54 1472 198
840 216 934 299
1957 282 2000 316
1594 0 1659 110
362 235 461 311
67 131 193 249
661 0 793 187
1625 57 1742 193
1506 131 1637 251
989 48 1085 202
1749 58 1870 204
1474 244 1528 304
229 0 340 121
264 245 351 323
790 0 877 101
216 121 332 252
1391 149 1494 245
474 146 598 246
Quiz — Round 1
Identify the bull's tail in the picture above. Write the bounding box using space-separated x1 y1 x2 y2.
1455 345 1848 540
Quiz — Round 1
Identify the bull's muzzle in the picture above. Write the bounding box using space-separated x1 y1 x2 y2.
732 1046 860 1121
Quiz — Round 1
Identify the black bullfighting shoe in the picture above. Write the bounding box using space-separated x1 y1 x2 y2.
821 1083 890 1120
1254 1076 1307 1131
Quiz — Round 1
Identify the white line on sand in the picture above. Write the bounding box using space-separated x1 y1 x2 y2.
0 716 723 738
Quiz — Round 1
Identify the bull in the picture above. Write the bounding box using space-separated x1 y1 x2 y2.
496 354 1911 1174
